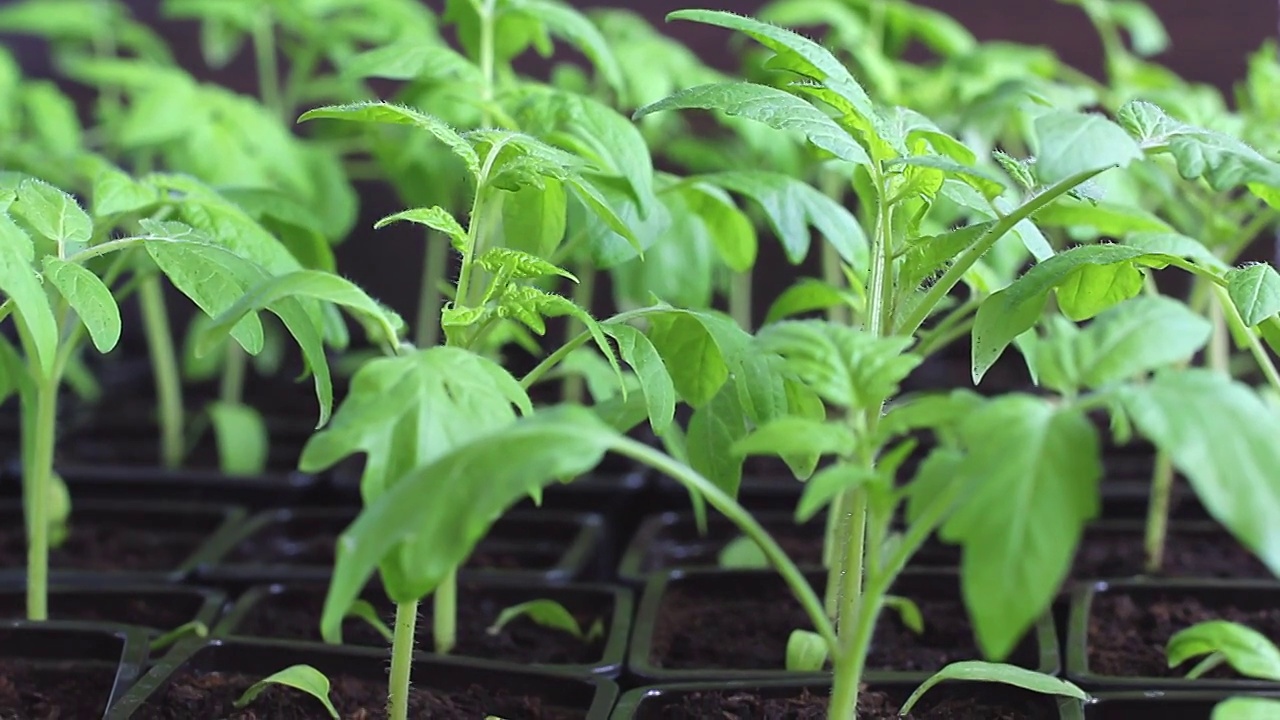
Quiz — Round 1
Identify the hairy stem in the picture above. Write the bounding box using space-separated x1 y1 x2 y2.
415 232 449 348
24 375 56 621
1144 451 1175 573
1215 284 1280 392
139 275 184 469
433 571 458 654
562 263 597 404
387 600 418 720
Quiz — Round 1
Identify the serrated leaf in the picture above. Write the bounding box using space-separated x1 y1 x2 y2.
41 257 120 353
901 662 1087 715
1167 620 1280 681
90 166 161 218
319 406 615 639
478 247 576 281
699 170 866 268
1120 370 1280 577
232 665 338 719
487 598 587 639
634 82 870 168
14 179 92 257
1227 264 1280 327
604 323 675 434
644 312 729 407
299 102 480 176
941 396 1101 660
0 215 57 378
1118 100 1280 192
343 41 481 83
143 235 265 355
208 401 268 477
1075 296 1212 388
376 206 469 252
1033 111 1143 184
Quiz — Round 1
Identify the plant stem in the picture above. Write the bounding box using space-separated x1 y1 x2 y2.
220 343 248 406
1143 450 1175 573
24 375 57 620
1215 284 1280 392
1208 299 1230 375
253 6 283 120
387 600 418 720
823 493 845 620
819 171 850 326
729 270 753 331
433 570 457 654
562 263 597 404
478 0 497 127
415 232 449 347
138 275 184 469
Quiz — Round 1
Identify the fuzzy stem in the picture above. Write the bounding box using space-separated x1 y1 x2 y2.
388 600 418 720
138 275 184 469
24 375 56 621
1216 284 1280 392
562 263 597 404
729 270 753 331
823 494 845 620
1143 451 1175 574
433 571 458 654
415 232 449 348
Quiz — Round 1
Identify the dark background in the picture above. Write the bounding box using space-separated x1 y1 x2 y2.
8 1 1280 342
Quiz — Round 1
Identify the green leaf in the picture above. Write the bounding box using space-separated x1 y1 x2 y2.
1119 100 1280 192
90 165 161 218
889 156 1006 200
1167 620 1280 681
298 102 480 177
375 206 469 252
885 595 925 635
733 417 852 463
644 312 729 407
505 0 623 91
941 396 1101 660
477 247 577 282
343 42 482 83
142 234 265 355
634 82 870 168
1033 110 1143 184
487 598 589 639
1073 296 1211 388
796 462 876 523
1227 264 1280 327
718 536 769 569
1055 261 1145 321
603 323 675 434
232 665 339 719
700 170 866 268
1213 697 1280 719
677 182 755 273
1120 370 1280 577
901 662 1087 715
1033 198 1173 237
41 257 120 354
496 182 567 258
319 406 615 640
14 179 92 257
686 386 748 501
764 279 860 325
344 599 393 643
785 629 829 672
0 216 57 378
756 321 920 413
971 244 1153 382
1125 232 1232 273
208 401 268 477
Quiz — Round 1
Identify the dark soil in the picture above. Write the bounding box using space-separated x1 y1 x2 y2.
1070 526 1270 580
0 660 116 720
225 515 571 571
0 520 204 572
228 585 608 665
133 669 585 719
0 591 200 629
639 685 1062 719
649 575 1039 672
636 519 825 574
1088 591 1280 678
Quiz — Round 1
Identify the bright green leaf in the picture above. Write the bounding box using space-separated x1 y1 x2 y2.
604 323 675 434
299 102 480 177
1055 261 1145 321
885 595 925 635
0 216 57 378
1227 264 1280 327
901 662 1088 715
232 665 339 719
733 417 852 463
1033 110 1143 184
1167 620 1280 681
785 629 829 672
40 257 120 354
796 462 876 523
14 179 92 256
718 536 769 569
1076 295 1212 388
487 598 589 640
1213 697 1280 719
208 401 268 477
375 206 469 252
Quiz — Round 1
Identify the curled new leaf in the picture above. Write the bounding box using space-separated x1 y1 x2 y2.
478 247 578 282
299 102 480 177
375 207 469 252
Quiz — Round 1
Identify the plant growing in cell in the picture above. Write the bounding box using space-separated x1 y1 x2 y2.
0 169 400 621
1160 619 1280 718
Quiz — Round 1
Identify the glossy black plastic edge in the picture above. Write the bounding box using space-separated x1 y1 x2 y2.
196 506 607 587
0 500 247 584
105 638 620 719
0 582 226 633
627 567 1060 684
1067 578 1280 691
209 574 634 678
0 618 151 719
1085 689 1280 715
609 679 1086 719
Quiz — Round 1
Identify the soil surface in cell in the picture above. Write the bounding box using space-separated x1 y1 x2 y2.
642 686 1062 719
230 585 608 665
0 591 198 628
636 519 825 574
1070 526 1271 580
0 518 205 572
133 670 586 719
224 516 570 571
0 660 116 720
649 575 1040 672
1089 591 1280 677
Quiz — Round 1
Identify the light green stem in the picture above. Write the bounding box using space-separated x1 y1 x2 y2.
433 571 457 654
139 276 184 469
1208 299 1230 375
220 343 248 406
1143 451 1175 574
823 494 845 620
388 600 418 720
729 270 753 331
24 375 56 621
253 7 283 120
819 171 850 326
562 263 597 404
415 232 449 348
1215 284 1280 392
